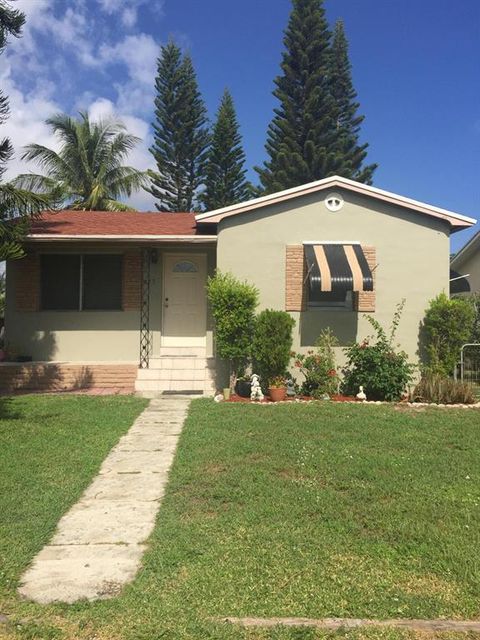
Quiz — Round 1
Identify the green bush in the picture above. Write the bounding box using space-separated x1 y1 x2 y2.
413 374 476 405
293 328 339 398
252 309 295 388
421 293 475 376
206 271 258 390
341 300 414 401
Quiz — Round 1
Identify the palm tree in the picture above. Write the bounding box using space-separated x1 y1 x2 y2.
15 112 148 211
0 0 51 260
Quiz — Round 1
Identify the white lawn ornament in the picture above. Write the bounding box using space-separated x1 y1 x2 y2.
214 393 224 403
356 385 367 401
250 374 264 402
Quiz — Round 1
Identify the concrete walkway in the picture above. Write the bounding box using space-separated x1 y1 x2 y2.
219 617 480 632
19 396 191 604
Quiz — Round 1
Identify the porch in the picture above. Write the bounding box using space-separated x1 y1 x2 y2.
3 235 218 395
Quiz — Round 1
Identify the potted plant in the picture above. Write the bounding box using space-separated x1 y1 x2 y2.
268 375 287 402
235 376 252 398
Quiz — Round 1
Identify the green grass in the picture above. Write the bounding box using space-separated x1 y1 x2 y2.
1 399 480 640
0 395 147 607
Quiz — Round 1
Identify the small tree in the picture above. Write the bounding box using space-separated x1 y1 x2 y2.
252 310 296 387
421 293 475 376
206 271 258 391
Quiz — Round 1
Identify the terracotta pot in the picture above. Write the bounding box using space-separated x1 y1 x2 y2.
268 386 287 402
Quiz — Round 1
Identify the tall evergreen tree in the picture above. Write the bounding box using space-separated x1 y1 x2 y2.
148 42 209 212
0 0 49 261
256 0 338 193
329 19 376 184
257 0 376 193
200 89 250 210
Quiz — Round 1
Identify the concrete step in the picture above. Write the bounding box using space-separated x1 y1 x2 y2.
137 368 215 382
158 346 207 357
148 357 215 370
135 379 216 394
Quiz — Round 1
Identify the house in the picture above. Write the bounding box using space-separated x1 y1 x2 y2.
450 230 480 295
2 175 476 395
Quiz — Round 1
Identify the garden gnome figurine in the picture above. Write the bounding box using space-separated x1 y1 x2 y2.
356 385 367 401
286 379 296 397
250 374 264 401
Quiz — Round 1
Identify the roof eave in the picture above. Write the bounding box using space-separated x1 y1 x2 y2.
195 176 476 230
26 234 217 243
451 230 480 267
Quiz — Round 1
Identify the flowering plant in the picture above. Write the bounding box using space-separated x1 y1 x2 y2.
292 328 339 398
268 375 287 389
341 300 414 401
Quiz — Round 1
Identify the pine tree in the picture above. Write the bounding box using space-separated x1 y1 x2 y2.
200 89 250 211
256 0 339 193
329 19 377 184
148 42 209 212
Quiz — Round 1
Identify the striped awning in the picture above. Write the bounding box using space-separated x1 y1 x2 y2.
304 243 374 293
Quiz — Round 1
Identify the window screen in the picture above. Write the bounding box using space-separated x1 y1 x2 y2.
83 255 122 310
41 254 81 310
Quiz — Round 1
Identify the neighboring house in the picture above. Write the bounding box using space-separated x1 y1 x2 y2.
2 175 476 395
450 230 480 295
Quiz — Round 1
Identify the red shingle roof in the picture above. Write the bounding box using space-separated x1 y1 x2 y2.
29 210 201 236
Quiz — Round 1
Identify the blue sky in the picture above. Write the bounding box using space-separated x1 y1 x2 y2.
1 0 479 251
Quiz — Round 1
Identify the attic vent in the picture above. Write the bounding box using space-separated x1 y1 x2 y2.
325 193 344 212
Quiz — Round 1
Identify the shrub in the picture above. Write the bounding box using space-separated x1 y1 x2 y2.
341 300 414 401
421 293 475 376
413 374 476 404
206 271 258 390
293 328 339 398
468 294 480 343
252 309 295 388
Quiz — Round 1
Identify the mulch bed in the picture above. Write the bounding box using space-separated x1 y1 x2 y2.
227 394 357 403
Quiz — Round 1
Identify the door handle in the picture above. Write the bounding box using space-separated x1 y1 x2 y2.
165 297 169 308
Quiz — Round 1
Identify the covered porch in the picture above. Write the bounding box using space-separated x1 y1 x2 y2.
2 211 218 395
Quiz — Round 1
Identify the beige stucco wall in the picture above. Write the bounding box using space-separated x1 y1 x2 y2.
5 243 215 362
455 251 480 294
216 188 451 372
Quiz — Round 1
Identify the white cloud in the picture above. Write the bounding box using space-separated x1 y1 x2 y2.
97 0 164 28
0 0 159 209
99 33 158 86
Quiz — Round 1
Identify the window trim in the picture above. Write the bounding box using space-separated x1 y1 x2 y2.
40 252 123 312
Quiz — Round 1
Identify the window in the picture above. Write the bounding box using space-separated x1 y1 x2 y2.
308 289 353 310
83 255 122 310
173 260 198 273
40 254 122 311
41 255 81 310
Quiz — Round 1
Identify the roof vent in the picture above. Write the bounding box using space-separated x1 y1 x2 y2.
325 192 344 212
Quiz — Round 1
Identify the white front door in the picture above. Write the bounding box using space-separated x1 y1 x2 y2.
162 254 207 346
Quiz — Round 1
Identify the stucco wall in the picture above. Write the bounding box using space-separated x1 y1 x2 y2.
5 243 215 362
456 252 480 294
216 188 451 369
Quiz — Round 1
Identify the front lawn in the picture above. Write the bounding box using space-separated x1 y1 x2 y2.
1 399 480 639
0 394 147 613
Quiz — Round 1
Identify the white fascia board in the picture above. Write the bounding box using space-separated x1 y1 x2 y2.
27 234 217 243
